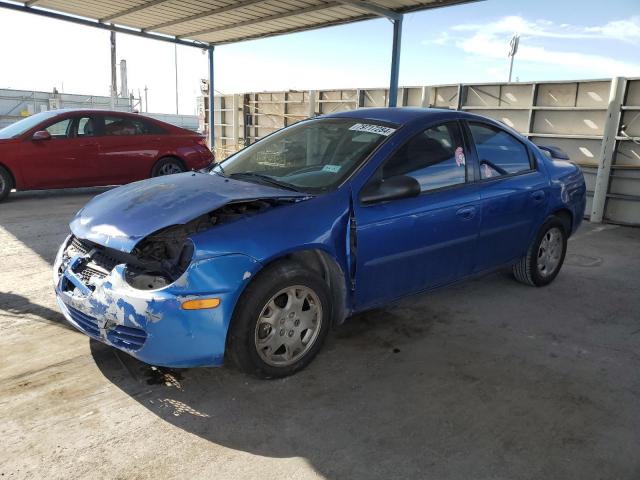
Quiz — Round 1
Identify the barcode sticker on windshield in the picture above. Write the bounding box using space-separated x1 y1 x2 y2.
322 164 341 173
349 123 396 136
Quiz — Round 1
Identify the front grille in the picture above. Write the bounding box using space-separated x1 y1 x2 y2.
62 236 119 290
66 304 100 338
65 304 147 351
108 324 147 351
77 265 108 285
69 237 90 255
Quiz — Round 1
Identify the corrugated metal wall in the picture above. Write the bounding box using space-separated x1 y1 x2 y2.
0 88 199 131
203 77 640 226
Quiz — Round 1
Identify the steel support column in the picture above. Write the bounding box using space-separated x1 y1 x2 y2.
207 45 215 151
388 15 403 108
591 76 625 223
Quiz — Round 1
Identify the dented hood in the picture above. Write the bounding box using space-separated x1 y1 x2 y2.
70 172 307 253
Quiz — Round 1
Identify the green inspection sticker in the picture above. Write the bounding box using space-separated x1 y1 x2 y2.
322 164 341 173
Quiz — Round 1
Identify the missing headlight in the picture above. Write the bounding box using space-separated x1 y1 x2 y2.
125 240 194 290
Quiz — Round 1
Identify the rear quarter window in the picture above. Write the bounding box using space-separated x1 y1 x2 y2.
469 122 533 179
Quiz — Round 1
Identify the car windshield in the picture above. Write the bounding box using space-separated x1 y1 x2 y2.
0 110 61 139
212 118 397 193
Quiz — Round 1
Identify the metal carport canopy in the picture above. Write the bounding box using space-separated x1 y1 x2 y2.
0 0 480 147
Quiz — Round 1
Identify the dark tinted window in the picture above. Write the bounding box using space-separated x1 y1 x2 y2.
75 117 96 137
102 116 162 136
469 122 532 179
380 122 467 192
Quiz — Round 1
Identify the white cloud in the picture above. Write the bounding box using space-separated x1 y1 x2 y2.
457 31 640 77
451 15 640 44
425 15 640 79
586 17 640 43
421 32 450 45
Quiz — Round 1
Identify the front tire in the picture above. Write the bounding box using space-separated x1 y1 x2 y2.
151 157 186 177
0 166 13 202
513 217 568 287
227 261 331 378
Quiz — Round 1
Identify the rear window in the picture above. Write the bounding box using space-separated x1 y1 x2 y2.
102 116 165 136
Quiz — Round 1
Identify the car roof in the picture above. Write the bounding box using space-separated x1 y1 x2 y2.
45 108 142 117
321 107 482 126
37 108 186 131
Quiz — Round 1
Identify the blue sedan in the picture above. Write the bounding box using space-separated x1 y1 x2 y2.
53 108 586 377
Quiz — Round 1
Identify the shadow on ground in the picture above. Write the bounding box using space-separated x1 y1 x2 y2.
90 277 638 479
0 291 75 331
0 187 111 265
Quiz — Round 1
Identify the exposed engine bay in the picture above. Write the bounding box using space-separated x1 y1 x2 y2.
60 199 288 292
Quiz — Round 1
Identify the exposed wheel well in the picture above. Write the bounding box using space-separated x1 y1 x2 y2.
260 249 350 326
0 163 16 189
552 208 573 236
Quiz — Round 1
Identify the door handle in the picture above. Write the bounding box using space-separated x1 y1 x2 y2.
456 206 476 220
531 190 546 203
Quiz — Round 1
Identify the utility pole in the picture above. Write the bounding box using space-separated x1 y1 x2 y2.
508 33 520 83
120 59 128 99
174 43 179 115
144 85 148 113
110 31 117 108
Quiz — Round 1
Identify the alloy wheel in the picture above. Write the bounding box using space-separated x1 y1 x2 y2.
158 162 183 175
254 285 322 367
537 227 563 277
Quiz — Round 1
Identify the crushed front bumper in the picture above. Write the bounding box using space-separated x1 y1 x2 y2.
53 236 260 367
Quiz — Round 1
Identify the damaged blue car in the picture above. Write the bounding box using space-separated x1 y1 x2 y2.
54 108 586 378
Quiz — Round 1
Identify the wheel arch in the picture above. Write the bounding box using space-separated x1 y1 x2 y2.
551 208 573 237
241 247 351 328
0 163 17 189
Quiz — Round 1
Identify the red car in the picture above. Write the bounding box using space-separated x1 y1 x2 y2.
0 109 213 201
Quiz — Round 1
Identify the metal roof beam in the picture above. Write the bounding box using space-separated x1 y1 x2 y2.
0 1 206 48
143 0 269 32
100 0 174 23
179 2 343 39
335 0 401 20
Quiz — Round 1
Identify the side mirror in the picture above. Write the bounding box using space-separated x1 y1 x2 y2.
32 130 51 141
360 175 421 204
538 145 569 160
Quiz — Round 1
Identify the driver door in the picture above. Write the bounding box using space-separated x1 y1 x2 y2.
20 114 100 188
352 121 481 310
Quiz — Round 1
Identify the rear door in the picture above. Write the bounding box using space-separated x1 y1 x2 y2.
96 114 161 184
19 114 100 188
465 121 549 272
353 121 481 310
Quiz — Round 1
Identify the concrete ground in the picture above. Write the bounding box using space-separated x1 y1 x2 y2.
1 188 639 480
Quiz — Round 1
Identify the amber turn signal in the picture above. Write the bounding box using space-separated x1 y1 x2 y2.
181 298 221 310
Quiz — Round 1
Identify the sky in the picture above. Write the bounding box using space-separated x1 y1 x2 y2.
0 0 639 115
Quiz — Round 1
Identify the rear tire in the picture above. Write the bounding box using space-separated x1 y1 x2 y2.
513 217 568 287
0 166 13 202
227 261 331 378
151 157 186 177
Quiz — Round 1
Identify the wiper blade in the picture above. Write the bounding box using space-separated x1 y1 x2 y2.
229 172 301 192
209 162 226 177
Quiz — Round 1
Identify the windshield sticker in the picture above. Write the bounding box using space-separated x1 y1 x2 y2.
322 164 342 173
349 123 396 136
455 146 466 166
